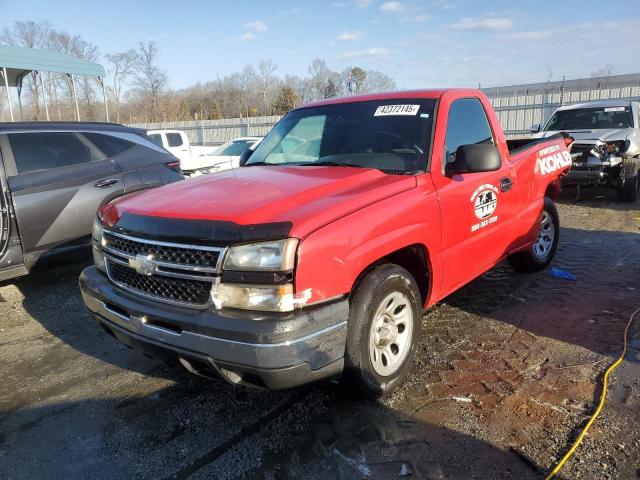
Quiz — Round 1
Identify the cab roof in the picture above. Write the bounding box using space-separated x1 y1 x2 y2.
299 88 471 109
556 99 637 111
0 121 143 134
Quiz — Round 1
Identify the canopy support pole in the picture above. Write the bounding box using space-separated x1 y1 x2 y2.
38 71 50 121
99 77 109 122
70 74 80 121
17 82 23 120
2 67 14 121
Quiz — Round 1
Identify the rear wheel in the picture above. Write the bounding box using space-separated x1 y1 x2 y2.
344 264 422 398
617 157 639 202
508 197 559 272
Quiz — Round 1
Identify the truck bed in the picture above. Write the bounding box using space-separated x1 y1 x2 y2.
507 132 572 157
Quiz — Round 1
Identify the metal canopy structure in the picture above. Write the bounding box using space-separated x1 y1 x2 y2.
0 45 109 122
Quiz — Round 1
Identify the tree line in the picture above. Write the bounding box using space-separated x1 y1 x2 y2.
1 21 396 123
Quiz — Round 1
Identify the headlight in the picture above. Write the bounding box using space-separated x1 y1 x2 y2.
211 283 294 312
210 283 312 312
223 239 298 271
92 217 106 273
92 216 103 243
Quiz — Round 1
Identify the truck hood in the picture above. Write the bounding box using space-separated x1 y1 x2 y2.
182 154 236 172
537 128 633 143
102 166 416 240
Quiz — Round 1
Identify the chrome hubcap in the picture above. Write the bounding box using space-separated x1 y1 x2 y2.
369 291 414 377
533 210 555 260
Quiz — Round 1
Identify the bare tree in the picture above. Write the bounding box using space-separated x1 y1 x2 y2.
361 70 396 93
106 49 137 122
591 65 615 79
134 41 168 119
258 60 278 114
308 59 331 101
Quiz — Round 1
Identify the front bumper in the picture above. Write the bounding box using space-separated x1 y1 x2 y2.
565 167 607 184
79 266 349 389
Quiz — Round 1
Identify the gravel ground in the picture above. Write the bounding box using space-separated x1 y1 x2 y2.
0 186 639 480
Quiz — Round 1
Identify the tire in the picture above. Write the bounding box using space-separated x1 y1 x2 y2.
616 157 639 202
343 264 423 398
508 197 559 272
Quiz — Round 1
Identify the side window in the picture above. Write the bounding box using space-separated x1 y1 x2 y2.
147 133 163 147
7 132 93 175
83 132 135 157
444 98 494 164
166 133 183 147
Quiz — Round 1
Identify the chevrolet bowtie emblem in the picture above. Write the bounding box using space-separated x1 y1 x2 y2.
129 254 156 276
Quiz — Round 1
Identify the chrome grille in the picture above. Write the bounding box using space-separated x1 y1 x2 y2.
101 230 225 307
103 230 224 273
107 259 212 306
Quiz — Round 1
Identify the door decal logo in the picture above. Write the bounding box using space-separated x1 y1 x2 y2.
471 184 498 219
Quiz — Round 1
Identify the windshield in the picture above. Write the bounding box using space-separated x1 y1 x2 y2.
245 99 436 173
213 140 255 156
544 106 633 131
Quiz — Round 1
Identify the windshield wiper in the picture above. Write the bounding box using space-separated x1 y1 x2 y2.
244 161 273 166
297 161 363 168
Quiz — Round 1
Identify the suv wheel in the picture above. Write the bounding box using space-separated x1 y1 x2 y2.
508 197 560 272
344 264 422 398
617 157 639 202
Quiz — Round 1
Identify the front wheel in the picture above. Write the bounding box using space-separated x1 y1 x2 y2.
617 158 639 202
508 197 560 272
343 264 423 398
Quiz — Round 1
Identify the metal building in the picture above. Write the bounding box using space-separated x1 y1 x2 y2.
483 73 640 137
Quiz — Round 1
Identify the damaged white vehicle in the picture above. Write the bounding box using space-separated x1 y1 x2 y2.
533 100 640 201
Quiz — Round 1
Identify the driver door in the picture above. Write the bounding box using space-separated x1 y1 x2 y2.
431 97 517 295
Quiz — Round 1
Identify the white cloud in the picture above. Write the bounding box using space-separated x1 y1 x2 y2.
336 30 362 41
227 32 256 42
498 30 553 41
380 1 406 12
337 47 393 60
243 20 267 32
452 17 513 31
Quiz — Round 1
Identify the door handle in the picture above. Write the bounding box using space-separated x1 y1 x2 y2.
94 179 119 188
500 177 513 192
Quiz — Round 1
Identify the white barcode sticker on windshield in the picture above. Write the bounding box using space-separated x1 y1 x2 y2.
374 104 420 116
604 106 626 112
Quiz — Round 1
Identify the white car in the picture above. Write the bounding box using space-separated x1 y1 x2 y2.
189 137 263 176
146 129 217 172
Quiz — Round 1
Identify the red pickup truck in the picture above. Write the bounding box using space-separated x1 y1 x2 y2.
80 89 573 396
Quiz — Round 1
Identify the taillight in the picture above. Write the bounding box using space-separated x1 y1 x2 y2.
166 160 182 174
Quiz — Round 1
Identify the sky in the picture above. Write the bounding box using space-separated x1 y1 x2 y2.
1 0 640 91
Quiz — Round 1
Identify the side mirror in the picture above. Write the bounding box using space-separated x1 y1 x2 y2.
530 123 541 133
445 144 502 175
238 148 254 166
